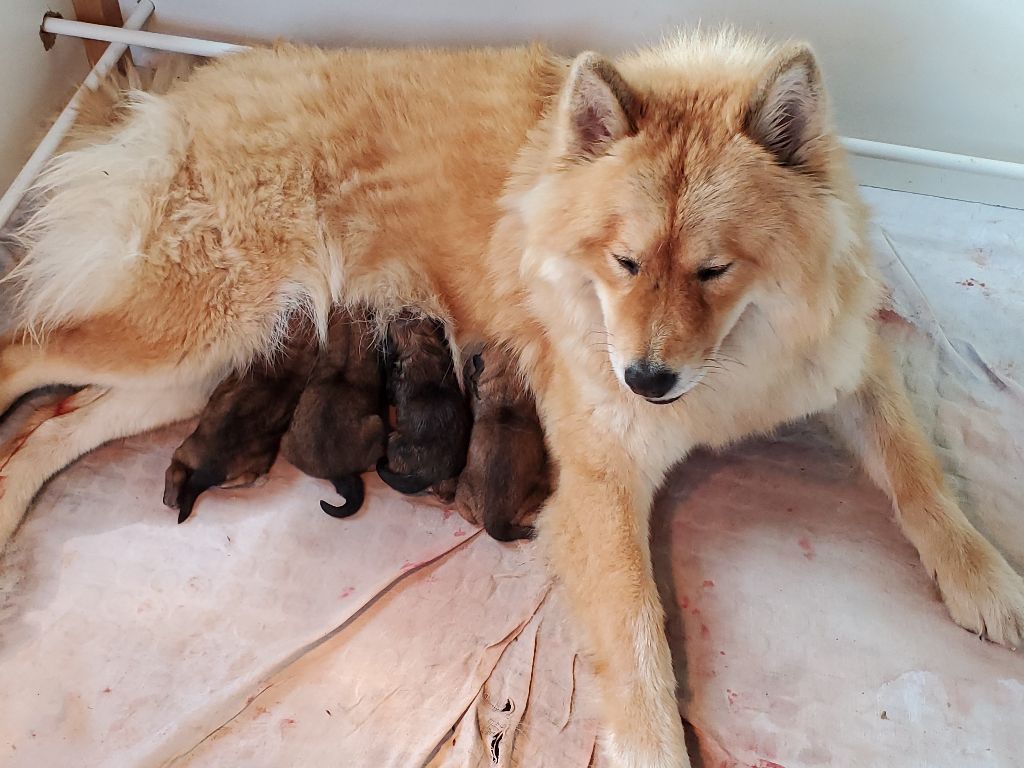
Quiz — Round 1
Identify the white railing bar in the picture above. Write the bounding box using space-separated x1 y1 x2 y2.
841 137 1024 182
0 0 156 233
41 14 251 58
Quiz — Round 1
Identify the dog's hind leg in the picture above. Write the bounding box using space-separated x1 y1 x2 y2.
0 382 209 551
0 331 159 420
0 336 80 420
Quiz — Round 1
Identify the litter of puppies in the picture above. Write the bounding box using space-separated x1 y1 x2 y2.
165 309 548 540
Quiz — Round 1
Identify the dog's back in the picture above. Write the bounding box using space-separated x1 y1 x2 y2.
5 45 559 371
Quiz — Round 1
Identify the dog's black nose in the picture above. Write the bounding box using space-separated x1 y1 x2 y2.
624 360 678 399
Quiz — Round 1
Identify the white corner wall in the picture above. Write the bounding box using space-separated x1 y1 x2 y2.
0 0 89 194
123 0 1024 208
4 2 1021 207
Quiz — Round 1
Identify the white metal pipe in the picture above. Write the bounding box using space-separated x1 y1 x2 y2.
841 136 1024 182
0 0 156 233
41 15 250 58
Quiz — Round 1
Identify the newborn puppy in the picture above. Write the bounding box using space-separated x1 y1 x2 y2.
163 318 318 523
455 345 550 541
376 315 471 496
281 307 387 517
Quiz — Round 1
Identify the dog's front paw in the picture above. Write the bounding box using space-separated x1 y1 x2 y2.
932 536 1024 650
603 732 691 768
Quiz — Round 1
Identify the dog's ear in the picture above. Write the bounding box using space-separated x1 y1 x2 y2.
555 52 639 160
746 44 826 168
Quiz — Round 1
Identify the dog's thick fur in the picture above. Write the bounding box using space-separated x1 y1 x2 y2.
377 315 472 496
456 345 549 541
280 306 386 517
2 31 1023 767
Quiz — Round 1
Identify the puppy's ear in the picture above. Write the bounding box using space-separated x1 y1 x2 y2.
746 44 826 168
554 52 639 160
467 354 484 400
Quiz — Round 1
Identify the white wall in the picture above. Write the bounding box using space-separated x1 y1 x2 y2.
3 1 1020 206
123 0 1024 207
125 0 1022 156
0 0 89 194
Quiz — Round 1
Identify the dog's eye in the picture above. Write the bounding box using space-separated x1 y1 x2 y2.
696 263 732 282
614 255 640 276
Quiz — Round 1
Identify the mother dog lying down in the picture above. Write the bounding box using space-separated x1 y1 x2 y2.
2 30 1023 767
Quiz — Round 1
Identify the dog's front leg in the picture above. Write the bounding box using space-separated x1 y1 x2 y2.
827 342 1024 648
538 410 688 767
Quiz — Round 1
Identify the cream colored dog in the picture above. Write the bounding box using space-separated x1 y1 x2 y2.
2 30 1021 767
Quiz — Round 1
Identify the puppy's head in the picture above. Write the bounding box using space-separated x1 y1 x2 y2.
521 34 844 403
388 316 452 386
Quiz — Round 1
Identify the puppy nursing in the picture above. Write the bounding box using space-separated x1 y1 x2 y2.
163 306 546 533
163 319 317 523
165 307 387 520
456 346 550 541
280 308 386 517
377 316 472 498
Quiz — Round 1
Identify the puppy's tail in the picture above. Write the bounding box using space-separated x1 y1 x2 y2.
375 457 432 495
320 475 365 518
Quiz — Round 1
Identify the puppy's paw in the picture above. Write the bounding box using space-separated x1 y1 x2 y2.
163 460 224 523
455 503 481 527
162 459 190 509
932 536 1024 650
453 488 482 526
433 476 458 504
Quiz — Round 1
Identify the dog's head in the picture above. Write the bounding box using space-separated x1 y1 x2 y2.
520 34 844 403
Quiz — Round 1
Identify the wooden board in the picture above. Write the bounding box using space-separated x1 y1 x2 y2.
72 0 124 66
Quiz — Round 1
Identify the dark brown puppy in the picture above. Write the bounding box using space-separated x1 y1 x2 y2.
377 315 472 497
280 307 387 517
163 318 318 523
455 345 551 541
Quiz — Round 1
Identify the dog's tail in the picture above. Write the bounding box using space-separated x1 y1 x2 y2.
375 457 432 495
320 475 365 518
4 91 190 338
